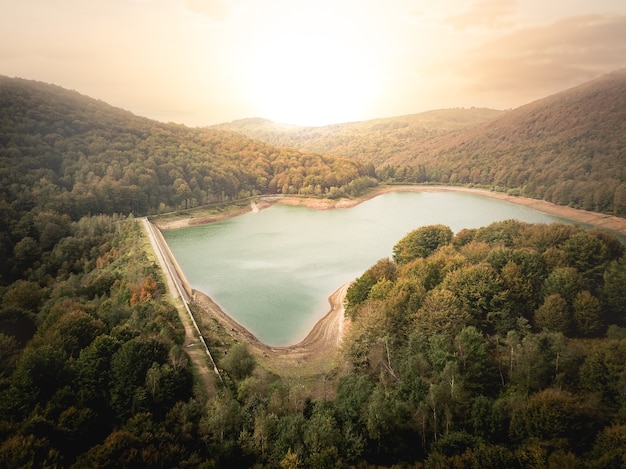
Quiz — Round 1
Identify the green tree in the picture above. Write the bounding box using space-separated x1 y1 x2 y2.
542 267 585 305
221 343 256 381
579 340 626 411
7 344 72 419
415 288 471 337
534 294 571 334
602 255 626 326
441 263 505 329
44 309 107 358
572 290 603 337
588 423 626 467
393 225 453 264
345 274 375 318
109 337 169 420
2 280 46 313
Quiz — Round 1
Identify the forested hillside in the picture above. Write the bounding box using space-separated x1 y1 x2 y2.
217 70 626 217
213 108 503 164
0 76 375 285
0 215 203 467
2 74 626 467
2 215 626 466
384 69 626 216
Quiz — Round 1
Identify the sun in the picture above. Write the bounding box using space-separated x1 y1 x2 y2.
242 30 381 126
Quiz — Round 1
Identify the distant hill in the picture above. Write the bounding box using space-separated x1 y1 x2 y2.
217 70 626 216
213 108 503 163
391 69 626 215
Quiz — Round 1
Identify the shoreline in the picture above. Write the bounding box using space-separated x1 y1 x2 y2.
157 185 626 364
153 185 626 236
192 283 350 365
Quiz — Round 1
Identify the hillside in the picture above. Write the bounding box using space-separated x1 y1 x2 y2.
0 76 374 284
385 69 626 215
213 108 503 163
216 70 626 217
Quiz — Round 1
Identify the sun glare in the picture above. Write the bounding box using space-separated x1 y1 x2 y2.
243 30 381 126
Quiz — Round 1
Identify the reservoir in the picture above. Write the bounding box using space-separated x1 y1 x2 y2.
163 191 580 346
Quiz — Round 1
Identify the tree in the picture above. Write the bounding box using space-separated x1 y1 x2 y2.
392 225 453 264
109 337 169 420
221 343 256 381
572 290 603 337
589 423 626 467
441 263 505 329
579 340 626 410
345 274 375 318
602 255 626 326
542 267 585 305
534 294 571 334
510 388 590 448
335 374 373 432
304 407 342 468
7 345 72 418
562 231 610 288
415 289 471 337
2 280 46 313
454 326 497 396
44 309 107 358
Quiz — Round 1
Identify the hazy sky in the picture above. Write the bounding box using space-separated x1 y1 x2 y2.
2 0 626 126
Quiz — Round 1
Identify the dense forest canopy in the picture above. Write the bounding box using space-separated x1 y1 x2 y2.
337 220 626 467
2 216 626 467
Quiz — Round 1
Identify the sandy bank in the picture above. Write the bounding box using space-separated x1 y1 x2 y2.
155 187 626 236
279 186 626 236
192 283 350 367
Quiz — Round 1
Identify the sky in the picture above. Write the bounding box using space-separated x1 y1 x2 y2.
1 0 626 127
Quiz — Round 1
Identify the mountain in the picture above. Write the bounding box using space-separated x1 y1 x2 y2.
3 75 626 468
392 69 626 214
0 76 373 283
217 70 626 216
212 108 503 163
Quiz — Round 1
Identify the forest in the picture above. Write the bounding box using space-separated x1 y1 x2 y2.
1 74 626 467
2 216 626 467
0 76 377 286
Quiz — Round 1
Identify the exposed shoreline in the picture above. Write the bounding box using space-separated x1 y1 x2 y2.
154 185 626 236
192 283 350 368
153 185 626 364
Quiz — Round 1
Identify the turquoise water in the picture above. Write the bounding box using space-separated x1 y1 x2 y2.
163 191 578 346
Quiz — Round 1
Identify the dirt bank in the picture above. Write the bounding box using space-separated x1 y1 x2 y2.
155 187 626 236
152 200 273 230
278 186 626 236
192 283 350 370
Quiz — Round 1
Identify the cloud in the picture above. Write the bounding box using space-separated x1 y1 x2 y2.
445 0 517 31
186 0 231 22
444 15 626 106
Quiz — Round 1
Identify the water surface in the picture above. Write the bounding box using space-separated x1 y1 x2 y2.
163 191 575 345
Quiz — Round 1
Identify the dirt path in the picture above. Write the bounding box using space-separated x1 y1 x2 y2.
140 218 217 395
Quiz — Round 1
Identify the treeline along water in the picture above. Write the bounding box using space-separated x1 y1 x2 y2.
163 191 589 346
